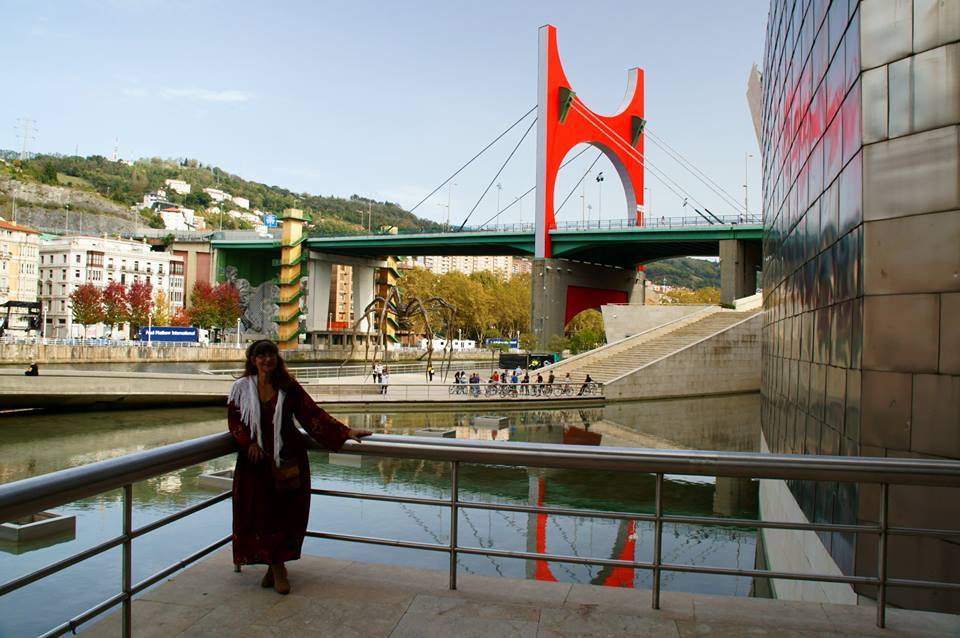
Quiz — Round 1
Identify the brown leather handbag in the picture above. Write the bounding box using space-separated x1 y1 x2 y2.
272 458 301 490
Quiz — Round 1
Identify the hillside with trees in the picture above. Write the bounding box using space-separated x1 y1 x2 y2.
0 150 443 234
644 257 720 289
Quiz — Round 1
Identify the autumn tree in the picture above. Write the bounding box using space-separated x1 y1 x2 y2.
659 286 720 305
152 289 171 326
171 307 192 326
213 282 242 329
69 283 103 338
126 280 154 338
102 281 129 337
188 281 220 329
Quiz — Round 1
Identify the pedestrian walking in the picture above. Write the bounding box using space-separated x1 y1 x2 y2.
427 365 435 382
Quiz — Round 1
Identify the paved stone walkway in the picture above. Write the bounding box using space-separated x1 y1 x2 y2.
82 550 959 637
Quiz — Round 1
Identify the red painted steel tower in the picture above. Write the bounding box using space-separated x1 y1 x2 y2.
534 24 646 259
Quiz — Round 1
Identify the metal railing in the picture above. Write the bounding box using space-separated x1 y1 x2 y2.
0 336 243 348
204 360 497 380
1 433 959 636
300 381 604 401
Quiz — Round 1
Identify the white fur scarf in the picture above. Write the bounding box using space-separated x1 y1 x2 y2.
228 376 286 467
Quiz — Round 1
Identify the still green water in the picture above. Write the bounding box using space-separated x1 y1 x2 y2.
0 394 761 637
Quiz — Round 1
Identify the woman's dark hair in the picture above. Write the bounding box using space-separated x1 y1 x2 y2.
242 339 295 390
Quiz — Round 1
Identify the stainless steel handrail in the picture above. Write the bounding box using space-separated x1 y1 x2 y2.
1 433 959 636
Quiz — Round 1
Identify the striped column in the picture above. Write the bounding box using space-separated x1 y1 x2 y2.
276 208 309 349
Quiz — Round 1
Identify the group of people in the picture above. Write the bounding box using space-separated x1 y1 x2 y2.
451 367 595 396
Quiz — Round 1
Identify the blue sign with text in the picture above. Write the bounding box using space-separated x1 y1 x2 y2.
139 326 199 342
264 213 278 228
485 338 519 348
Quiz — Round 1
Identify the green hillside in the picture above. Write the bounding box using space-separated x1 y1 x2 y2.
644 257 720 289
0 151 443 234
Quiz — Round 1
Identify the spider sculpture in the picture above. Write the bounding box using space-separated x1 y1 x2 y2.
340 285 458 383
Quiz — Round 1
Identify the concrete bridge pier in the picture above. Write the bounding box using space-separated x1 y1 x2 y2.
352 264 376 332
532 258 643 349
306 259 332 330
719 239 761 306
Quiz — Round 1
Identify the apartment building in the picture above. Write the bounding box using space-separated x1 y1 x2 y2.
0 219 41 305
411 255 531 278
39 236 185 338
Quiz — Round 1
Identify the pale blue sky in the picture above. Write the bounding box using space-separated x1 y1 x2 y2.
3 1 768 226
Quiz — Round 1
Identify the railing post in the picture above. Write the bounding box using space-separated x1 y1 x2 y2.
652 472 663 609
122 483 133 638
449 460 460 590
877 482 889 628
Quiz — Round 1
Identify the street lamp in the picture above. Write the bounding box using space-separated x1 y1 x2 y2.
744 152 754 221
445 182 457 230
495 182 502 229
595 172 605 221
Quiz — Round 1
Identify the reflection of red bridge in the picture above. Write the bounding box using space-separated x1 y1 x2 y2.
531 475 638 588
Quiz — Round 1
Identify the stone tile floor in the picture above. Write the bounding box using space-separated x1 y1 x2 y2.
83 550 960 637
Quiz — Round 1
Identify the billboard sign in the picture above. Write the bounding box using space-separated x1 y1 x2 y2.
139 326 199 342
485 337 519 348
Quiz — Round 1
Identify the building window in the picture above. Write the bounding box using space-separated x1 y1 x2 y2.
61 269 67 280
75 270 80 279
75 254 81 264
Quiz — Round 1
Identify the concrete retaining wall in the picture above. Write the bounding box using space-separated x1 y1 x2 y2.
600 304 712 342
0 344 497 365
603 313 762 401
759 434 856 604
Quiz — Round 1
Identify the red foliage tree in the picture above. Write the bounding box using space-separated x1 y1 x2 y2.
171 307 192 327
213 282 243 329
188 281 219 329
126 280 154 338
102 281 129 337
69 283 104 337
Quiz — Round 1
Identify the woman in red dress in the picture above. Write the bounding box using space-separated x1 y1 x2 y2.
227 339 371 594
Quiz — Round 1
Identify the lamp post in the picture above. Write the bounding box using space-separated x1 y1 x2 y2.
147 313 152 348
445 182 457 230
495 182 502 229
744 152 754 221
236 317 241 348
595 172 605 221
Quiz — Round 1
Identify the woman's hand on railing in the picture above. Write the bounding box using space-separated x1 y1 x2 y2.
247 443 265 463
347 429 373 443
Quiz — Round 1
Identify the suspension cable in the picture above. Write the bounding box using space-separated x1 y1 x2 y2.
475 146 592 228
458 117 536 230
570 101 717 215
408 105 537 215
645 128 746 213
555 151 604 217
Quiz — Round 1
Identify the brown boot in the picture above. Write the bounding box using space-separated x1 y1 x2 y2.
271 563 290 595
260 567 274 588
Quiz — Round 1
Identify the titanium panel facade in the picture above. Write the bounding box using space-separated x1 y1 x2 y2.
760 0 960 612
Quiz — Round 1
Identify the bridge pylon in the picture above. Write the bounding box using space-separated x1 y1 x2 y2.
532 25 647 349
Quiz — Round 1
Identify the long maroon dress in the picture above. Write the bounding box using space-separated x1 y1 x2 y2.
227 379 349 566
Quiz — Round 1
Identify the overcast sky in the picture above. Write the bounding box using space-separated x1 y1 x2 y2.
3 0 768 226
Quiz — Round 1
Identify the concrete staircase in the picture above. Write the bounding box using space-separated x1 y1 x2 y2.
547 309 760 385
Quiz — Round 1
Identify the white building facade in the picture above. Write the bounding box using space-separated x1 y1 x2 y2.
39 236 185 338
410 255 531 278
0 219 41 305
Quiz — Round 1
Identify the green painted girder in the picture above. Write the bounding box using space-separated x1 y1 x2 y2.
281 235 307 249
305 231 535 257
214 225 762 269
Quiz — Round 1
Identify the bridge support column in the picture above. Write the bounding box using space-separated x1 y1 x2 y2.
532 258 636 350
720 239 761 306
352 265 375 332
628 270 646 305
305 260 332 332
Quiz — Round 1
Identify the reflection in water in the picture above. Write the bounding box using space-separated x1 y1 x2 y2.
0 393 761 637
